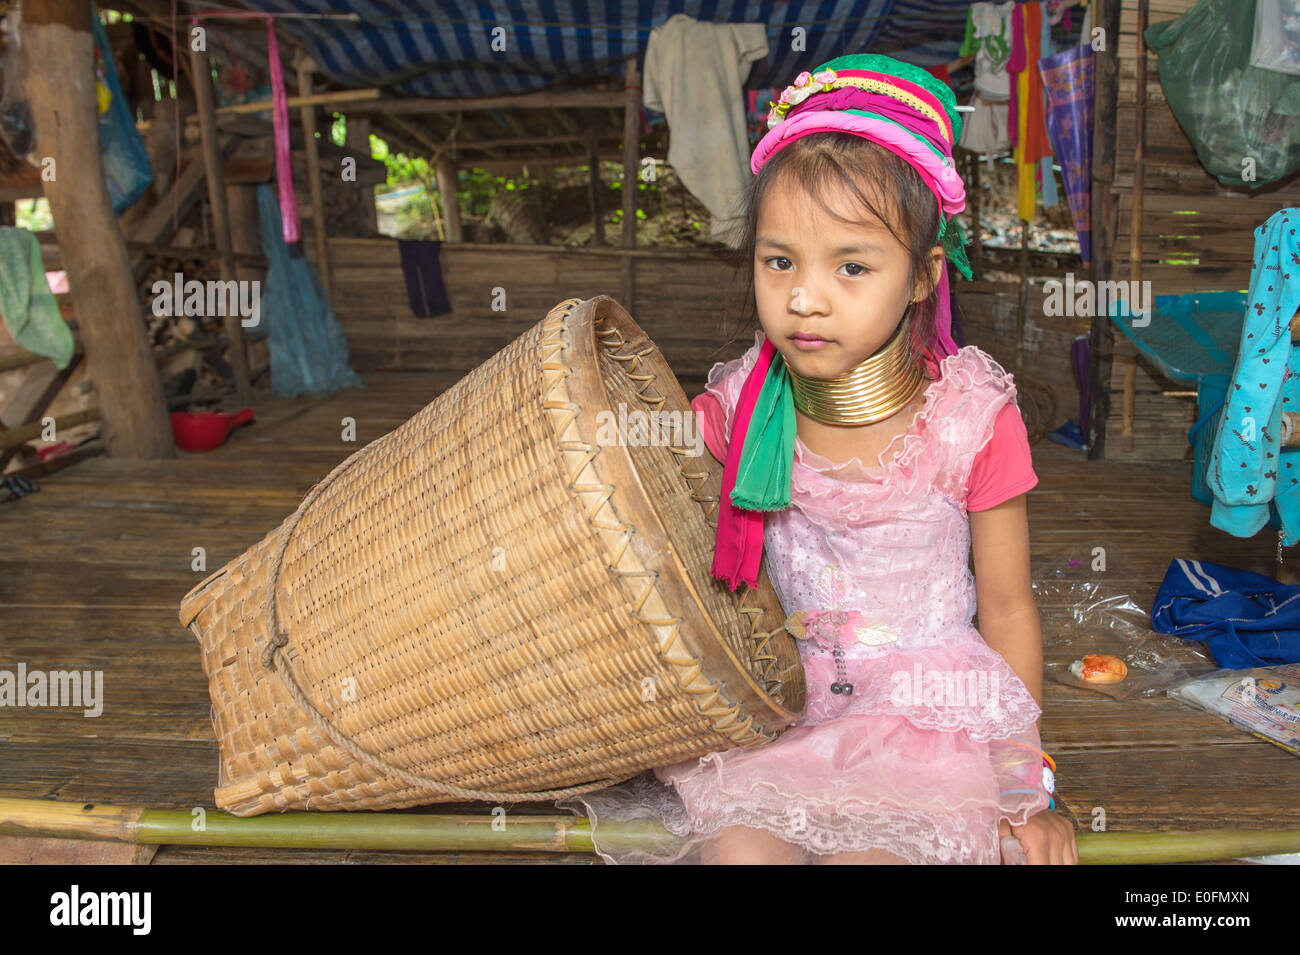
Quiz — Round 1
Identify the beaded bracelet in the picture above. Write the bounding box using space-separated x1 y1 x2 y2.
1000 786 1056 812
1004 737 1056 810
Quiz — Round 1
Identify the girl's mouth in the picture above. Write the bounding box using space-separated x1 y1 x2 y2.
791 332 830 349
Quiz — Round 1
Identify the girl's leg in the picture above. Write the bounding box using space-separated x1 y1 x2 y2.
817 848 910 864
701 825 809 864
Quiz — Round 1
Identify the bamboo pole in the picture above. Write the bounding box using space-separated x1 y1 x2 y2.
968 149 983 281
0 340 85 372
1088 0 1122 460
191 45 254 408
620 54 640 314
0 408 100 452
2 797 1300 862
1016 217 1029 379
345 88 625 115
297 58 332 299
587 127 605 246
213 87 381 116
435 156 463 243
1122 0 1150 455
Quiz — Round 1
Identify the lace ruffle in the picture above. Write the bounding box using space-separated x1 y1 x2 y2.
796 635 1043 739
556 711 1051 864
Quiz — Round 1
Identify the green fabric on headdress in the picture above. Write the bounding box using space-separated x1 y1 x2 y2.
938 214 973 281
731 355 795 511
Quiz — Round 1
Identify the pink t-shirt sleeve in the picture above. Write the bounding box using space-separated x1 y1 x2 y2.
691 391 729 463
691 339 761 464
965 402 1038 511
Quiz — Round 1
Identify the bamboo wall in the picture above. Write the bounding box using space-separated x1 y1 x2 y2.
1102 0 1300 461
316 238 1085 428
316 239 752 397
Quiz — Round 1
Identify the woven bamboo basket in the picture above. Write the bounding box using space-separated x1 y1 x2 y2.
179 295 805 816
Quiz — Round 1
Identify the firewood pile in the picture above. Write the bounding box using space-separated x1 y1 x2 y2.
136 236 270 411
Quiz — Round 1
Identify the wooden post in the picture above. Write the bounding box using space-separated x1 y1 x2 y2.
587 127 605 246
345 114 372 153
21 1 173 459
967 150 983 281
1121 0 1150 455
434 156 463 243
296 58 332 297
191 44 254 408
228 184 266 378
620 54 640 313
345 114 378 234
1016 217 1029 379
1088 0 1122 460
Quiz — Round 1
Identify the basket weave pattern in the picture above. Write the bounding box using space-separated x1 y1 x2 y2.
180 296 805 815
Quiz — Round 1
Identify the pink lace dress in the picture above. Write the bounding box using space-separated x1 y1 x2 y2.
556 330 1051 864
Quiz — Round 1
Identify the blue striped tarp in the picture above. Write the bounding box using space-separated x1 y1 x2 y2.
231 0 972 99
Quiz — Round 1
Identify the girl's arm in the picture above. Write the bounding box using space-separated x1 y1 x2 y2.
969 493 1042 719
972 493 1079 863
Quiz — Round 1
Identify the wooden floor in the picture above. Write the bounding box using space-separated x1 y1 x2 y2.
1 370 1295 864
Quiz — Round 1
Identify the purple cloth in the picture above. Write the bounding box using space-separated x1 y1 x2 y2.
1039 45 1094 269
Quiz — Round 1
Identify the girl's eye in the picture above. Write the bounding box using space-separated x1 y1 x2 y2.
840 263 869 277
765 256 792 271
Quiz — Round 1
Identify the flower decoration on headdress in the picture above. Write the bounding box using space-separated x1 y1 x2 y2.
767 68 837 129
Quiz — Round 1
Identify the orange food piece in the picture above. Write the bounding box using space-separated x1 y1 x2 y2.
1072 653 1128 684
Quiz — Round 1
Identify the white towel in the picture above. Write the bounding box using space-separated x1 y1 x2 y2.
643 13 768 248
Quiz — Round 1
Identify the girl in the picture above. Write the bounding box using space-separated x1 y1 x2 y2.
558 53 1078 865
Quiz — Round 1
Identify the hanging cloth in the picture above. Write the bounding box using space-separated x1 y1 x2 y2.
255 184 362 397
266 16 301 244
1208 208 1300 545
1008 1 1052 220
1039 44 1095 268
0 227 75 369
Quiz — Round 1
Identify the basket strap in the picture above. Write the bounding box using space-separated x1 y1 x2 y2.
257 346 629 805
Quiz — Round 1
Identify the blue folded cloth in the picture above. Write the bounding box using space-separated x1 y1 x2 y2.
1152 558 1300 667
1048 419 1085 449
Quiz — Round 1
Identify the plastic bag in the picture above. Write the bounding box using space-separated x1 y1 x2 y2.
1251 0 1300 75
1145 0 1300 186
90 7 152 213
1031 550 1218 700
1167 663 1300 754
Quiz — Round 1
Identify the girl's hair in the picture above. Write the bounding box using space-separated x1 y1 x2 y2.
726 132 944 370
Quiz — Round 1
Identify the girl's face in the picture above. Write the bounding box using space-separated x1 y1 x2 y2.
754 175 939 380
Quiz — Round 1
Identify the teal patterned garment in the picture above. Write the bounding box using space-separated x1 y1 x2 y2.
1209 209 1300 545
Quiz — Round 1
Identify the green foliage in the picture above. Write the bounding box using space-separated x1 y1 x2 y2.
17 198 52 233
457 167 537 217
362 132 681 241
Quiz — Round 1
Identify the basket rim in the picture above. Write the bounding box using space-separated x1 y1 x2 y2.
556 294 805 730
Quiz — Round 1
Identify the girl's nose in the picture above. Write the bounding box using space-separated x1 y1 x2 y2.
790 284 829 316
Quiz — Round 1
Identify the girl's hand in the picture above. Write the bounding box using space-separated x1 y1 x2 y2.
998 812 1078 865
